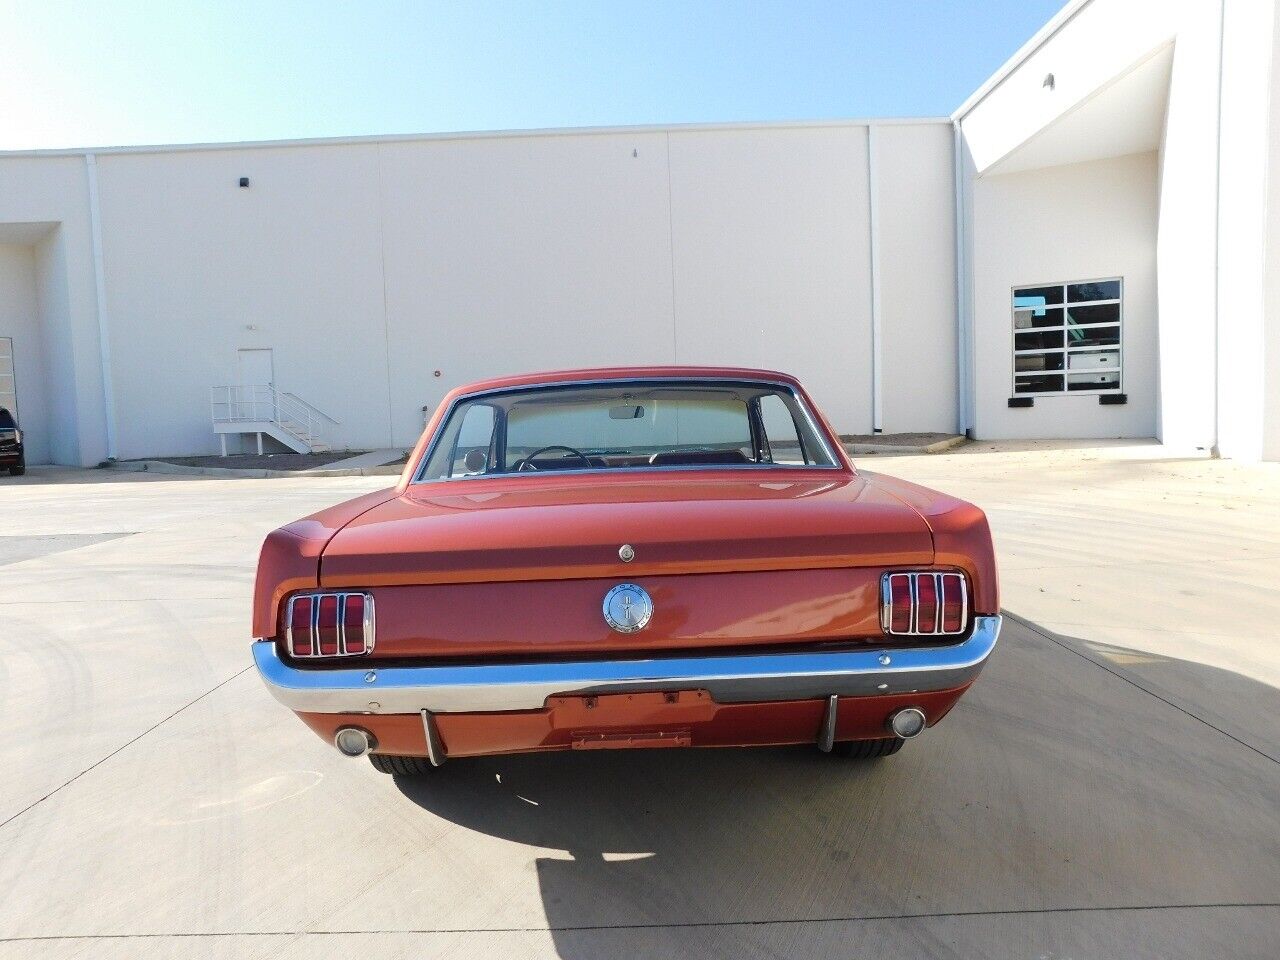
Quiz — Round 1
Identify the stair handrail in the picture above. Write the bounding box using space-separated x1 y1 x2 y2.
211 384 277 425
272 389 321 445
281 391 341 425
210 384 329 451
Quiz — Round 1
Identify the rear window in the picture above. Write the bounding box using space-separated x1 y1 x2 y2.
0 409 15 429
417 380 838 481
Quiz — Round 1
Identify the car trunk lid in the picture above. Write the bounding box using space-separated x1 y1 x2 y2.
319 471 933 658
320 471 932 587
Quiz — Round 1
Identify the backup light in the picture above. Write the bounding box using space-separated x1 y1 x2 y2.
881 572 968 636
286 592 375 658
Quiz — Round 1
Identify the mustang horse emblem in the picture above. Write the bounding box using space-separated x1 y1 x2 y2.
602 583 654 634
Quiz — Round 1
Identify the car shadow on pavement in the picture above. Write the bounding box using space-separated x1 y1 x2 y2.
392 615 1280 959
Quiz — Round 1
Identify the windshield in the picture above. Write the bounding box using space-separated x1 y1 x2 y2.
416 380 839 481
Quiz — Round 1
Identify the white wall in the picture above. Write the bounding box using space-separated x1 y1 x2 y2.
33 228 80 464
956 0 1260 453
9 0 1280 462
1155 2 1224 452
876 124 957 433
958 0 1185 176
96 145 392 459
3 121 953 458
0 157 105 466
970 153 1158 440
1217 0 1280 462
0 242 51 464
668 125 876 434
1266 7 1280 462
378 131 676 446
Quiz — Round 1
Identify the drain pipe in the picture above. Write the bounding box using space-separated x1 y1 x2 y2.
867 124 884 435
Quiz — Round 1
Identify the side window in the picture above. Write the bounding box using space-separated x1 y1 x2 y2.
759 394 806 464
450 404 496 476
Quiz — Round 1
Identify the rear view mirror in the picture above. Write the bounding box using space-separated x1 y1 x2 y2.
609 405 645 420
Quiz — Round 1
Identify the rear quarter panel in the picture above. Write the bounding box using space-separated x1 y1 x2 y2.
252 488 399 638
859 470 1000 615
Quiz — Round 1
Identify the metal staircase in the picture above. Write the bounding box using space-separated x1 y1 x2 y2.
210 385 339 455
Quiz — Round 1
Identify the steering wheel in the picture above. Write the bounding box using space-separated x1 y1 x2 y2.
515 445 593 472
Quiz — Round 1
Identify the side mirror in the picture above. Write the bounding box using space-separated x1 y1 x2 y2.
609 405 645 420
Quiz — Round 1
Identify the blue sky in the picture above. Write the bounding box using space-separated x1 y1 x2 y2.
0 1 1066 150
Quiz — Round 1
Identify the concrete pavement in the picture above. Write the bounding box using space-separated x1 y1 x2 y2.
0 444 1277 958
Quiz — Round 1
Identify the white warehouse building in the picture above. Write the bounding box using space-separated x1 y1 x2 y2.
2 0 1279 466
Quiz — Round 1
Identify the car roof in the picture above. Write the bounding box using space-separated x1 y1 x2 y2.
442 366 804 400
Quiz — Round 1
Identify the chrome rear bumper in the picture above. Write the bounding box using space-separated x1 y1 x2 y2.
253 615 1001 715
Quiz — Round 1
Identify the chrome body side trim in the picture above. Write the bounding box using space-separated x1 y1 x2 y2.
253 615 1001 715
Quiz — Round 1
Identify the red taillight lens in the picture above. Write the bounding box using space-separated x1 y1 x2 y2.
882 572 967 636
888 574 914 633
286 592 374 658
342 594 368 655
289 595 314 655
316 595 340 655
915 574 938 634
940 574 964 633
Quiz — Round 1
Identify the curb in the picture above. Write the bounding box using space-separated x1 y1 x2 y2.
107 460 404 479
842 435 969 455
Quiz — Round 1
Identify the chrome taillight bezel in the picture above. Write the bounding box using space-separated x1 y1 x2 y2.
285 592 376 658
880 571 968 636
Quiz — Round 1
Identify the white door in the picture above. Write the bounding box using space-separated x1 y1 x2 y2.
238 348 274 387
0 338 16 418
237 349 274 421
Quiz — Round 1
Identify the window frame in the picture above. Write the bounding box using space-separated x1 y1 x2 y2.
411 377 844 484
1010 277 1123 397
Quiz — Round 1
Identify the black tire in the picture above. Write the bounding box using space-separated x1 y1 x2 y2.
369 753 435 776
831 737 904 759
9 459 23 476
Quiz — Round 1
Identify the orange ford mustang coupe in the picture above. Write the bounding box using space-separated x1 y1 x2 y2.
252 367 1000 774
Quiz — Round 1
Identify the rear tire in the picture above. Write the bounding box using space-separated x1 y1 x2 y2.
8 463 23 476
831 737 904 759
369 753 436 776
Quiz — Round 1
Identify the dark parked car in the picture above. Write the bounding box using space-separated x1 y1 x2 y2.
0 408 24 476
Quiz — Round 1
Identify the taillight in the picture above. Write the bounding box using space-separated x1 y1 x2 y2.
888 575 913 633
881 572 968 636
285 592 375 658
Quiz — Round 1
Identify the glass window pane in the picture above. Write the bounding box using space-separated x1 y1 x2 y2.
450 405 495 476
1014 352 1065 372
1015 374 1064 394
1067 325 1119 348
759 393 806 464
1013 285 1064 307
1067 349 1119 371
1067 371 1120 391
1014 306 1063 330
1066 303 1118 326
1067 280 1120 302
500 391 752 471
419 382 838 480
1015 329 1064 351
